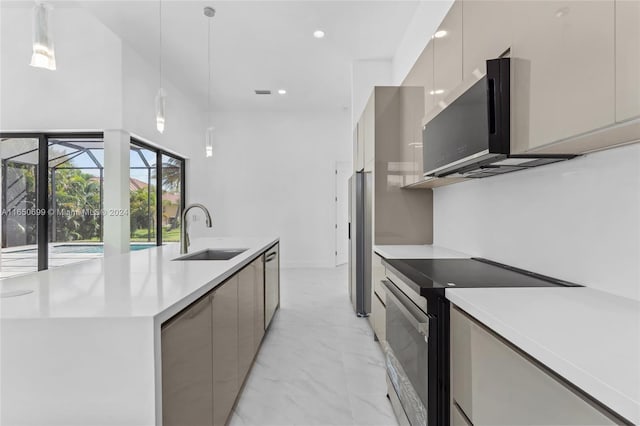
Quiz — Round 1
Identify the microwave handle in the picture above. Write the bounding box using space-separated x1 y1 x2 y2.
486 57 510 154
487 77 497 135
382 280 430 338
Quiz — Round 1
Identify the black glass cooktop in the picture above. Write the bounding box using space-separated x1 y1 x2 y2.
384 258 580 293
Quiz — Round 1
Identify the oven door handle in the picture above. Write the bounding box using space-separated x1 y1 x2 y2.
382 280 431 339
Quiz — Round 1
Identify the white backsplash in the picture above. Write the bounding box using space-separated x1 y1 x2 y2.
433 143 640 301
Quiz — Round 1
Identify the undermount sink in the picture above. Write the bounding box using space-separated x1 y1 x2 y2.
174 248 247 261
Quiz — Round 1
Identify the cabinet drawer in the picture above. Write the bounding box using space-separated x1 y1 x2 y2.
450 306 619 425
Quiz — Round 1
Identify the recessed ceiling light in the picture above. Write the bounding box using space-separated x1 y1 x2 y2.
433 30 448 39
278 89 287 95
429 89 445 95
313 30 325 39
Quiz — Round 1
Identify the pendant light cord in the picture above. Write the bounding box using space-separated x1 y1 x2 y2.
207 16 212 121
159 0 163 88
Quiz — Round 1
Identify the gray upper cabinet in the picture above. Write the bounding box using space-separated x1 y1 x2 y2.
462 0 512 85
161 295 213 426
354 123 364 172
433 1 463 114
264 243 280 329
450 306 620 425
363 94 376 172
212 276 240 426
615 0 640 122
403 41 434 121
510 0 616 154
409 0 634 184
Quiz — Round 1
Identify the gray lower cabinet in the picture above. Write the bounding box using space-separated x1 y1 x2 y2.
212 275 239 426
161 295 214 426
238 257 265 382
450 306 619 425
162 251 271 426
238 265 256 382
264 243 280 329
253 258 265 350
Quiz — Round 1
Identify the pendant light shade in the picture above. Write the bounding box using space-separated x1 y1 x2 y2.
155 87 167 133
205 126 214 157
30 2 56 70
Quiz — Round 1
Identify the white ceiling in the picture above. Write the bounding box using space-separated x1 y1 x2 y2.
80 0 421 111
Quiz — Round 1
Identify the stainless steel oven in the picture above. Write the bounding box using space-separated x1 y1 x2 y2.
382 279 433 426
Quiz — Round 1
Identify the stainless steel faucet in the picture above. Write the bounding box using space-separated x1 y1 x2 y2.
180 203 213 254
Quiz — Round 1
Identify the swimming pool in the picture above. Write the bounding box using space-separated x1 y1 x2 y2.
13 244 156 254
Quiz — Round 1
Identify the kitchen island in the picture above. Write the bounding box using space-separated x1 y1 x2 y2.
0 237 279 426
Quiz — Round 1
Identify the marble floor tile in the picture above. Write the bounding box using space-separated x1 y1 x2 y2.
230 266 398 426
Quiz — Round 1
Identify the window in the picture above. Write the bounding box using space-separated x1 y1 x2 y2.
161 154 183 243
0 133 186 279
129 144 157 244
130 139 185 246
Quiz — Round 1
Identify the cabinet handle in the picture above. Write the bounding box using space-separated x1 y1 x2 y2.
186 296 210 320
382 280 431 338
265 252 277 262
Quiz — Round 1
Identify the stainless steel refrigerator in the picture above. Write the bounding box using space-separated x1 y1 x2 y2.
348 171 372 317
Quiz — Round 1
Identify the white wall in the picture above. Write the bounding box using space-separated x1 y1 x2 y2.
0 7 123 130
433 143 640 301
391 0 453 85
188 108 352 268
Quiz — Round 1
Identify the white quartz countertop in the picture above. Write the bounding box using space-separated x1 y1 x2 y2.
0 237 278 323
446 287 640 424
374 244 469 259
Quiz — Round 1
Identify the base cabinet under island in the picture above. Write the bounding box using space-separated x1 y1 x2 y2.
161 243 279 426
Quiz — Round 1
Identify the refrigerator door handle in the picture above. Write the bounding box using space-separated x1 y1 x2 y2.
348 222 351 240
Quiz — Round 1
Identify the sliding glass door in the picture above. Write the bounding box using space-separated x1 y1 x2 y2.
0 136 44 278
47 136 105 268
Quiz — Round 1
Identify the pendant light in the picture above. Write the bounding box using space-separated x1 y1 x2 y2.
30 2 56 70
204 6 216 158
155 0 166 133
